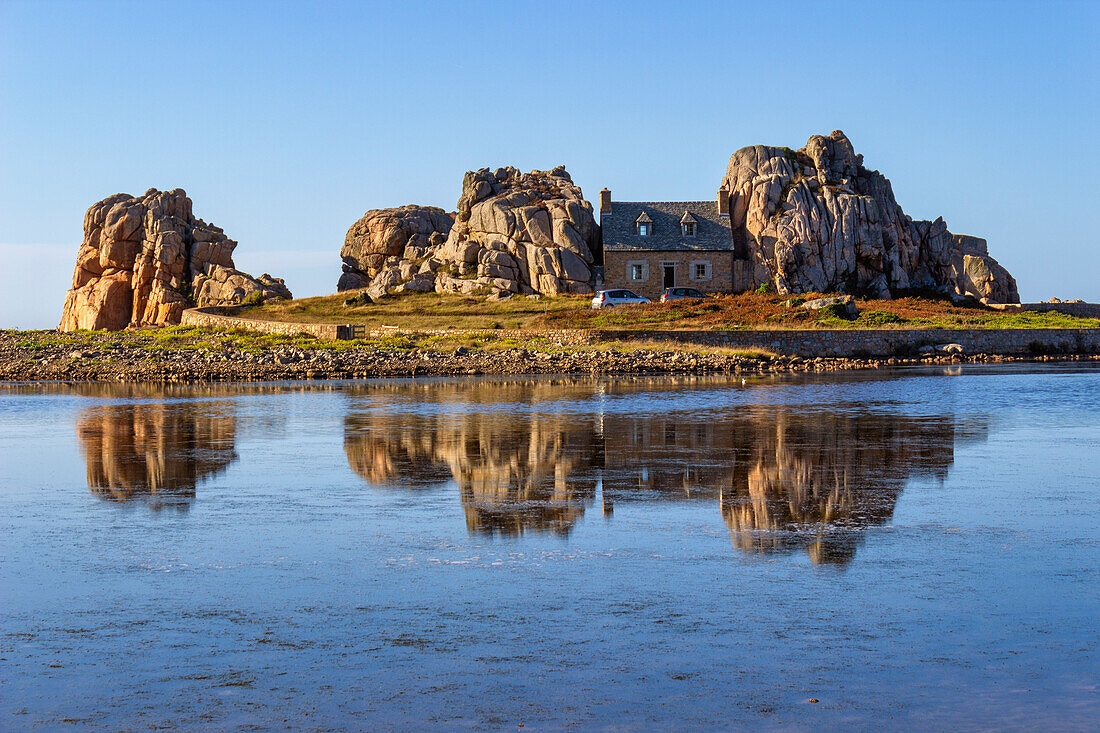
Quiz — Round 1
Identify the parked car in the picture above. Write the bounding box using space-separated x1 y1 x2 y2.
660 287 709 302
591 289 650 309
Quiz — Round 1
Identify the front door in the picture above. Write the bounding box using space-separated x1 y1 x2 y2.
663 264 675 289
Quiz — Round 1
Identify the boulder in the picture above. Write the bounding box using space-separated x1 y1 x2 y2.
721 131 1020 303
951 253 1019 304
432 166 598 296
60 188 290 331
339 166 599 299
339 205 453 291
801 294 859 319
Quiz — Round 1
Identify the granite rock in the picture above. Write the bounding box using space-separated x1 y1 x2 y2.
60 188 291 330
345 166 599 299
721 131 1019 303
339 205 454 291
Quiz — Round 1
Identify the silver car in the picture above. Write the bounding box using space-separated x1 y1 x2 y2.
591 289 650 308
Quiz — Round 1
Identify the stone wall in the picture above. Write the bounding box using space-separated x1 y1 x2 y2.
587 328 1100 357
350 325 1100 357
991 302 1100 319
181 307 1100 358
180 307 342 339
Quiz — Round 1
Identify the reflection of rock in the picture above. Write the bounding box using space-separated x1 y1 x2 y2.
717 413 962 564
77 401 237 511
343 379 985 557
344 380 601 535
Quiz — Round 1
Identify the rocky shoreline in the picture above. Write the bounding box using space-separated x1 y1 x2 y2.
3 330 1097 383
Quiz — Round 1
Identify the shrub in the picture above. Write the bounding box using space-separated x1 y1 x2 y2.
821 303 856 321
860 310 904 326
754 282 774 295
241 291 265 307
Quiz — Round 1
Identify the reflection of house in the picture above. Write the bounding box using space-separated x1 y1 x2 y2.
599 188 753 299
343 379 985 560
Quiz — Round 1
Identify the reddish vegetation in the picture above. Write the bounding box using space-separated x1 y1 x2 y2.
536 293 1088 331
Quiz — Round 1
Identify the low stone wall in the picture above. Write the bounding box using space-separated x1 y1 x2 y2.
990 302 1100 319
181 307 343 339
352 324 1100 357
182 307 1100 358
587 328 1100 357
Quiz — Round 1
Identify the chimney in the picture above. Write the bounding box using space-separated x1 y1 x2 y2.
599 187 611 215
717 185 729 217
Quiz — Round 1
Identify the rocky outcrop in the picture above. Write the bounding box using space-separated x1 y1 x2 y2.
60 188 291 331
722 130 1019 302
338 205 453 291
343 166 600 299
433 166 600 297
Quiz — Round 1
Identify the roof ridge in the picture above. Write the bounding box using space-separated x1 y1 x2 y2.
612 200 716 205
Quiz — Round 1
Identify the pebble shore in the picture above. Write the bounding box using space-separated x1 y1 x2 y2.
3 330 1097 383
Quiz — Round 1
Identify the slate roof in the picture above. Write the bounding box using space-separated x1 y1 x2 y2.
602 201 733 252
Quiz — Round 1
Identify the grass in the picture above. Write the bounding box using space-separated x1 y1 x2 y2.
7 290 1099 362
235 291 584 330
224 289 1100 333
192 290 1100 333
239 290 1100 331
535 293 1100 331
4 325 784 360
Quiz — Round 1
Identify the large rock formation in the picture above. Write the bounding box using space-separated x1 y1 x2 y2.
340 166 600 299
722 130 1019 302
338 205 454 291
60 188 291 331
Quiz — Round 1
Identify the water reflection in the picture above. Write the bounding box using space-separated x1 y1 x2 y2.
77 401 238 511
345 379 988 561
717 413 958 564
345 381 602 535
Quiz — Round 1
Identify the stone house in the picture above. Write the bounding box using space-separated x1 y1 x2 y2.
598 187 752 299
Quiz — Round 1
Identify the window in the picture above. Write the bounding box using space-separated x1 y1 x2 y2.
628 261 648 281
631 264 644 280
691 261 711 281
637 223 651 236
682 222 695 237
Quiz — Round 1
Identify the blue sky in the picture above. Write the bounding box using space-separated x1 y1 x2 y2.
2 0 1097 328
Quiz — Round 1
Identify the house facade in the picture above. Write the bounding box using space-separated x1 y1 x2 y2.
598 187 751 299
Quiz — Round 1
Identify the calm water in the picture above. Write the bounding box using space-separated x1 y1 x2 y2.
1 367 1098 731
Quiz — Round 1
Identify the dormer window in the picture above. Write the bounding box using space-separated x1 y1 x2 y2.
635 211 652 236
638 223 651 236
680 210 698 237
